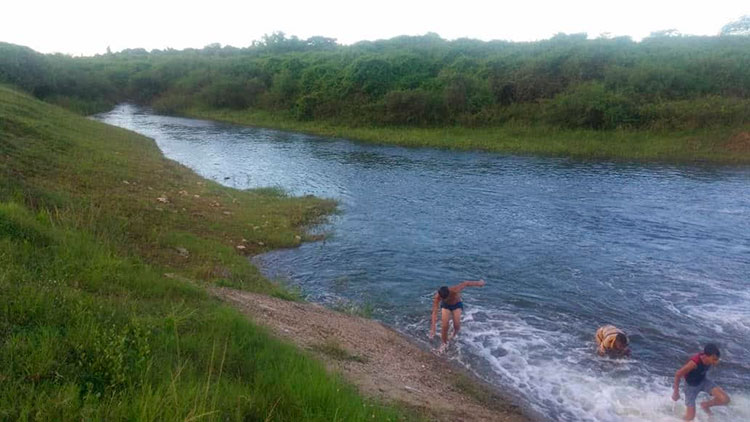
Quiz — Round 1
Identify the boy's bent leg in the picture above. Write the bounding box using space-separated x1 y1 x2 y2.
701 386 730 413
440 308 451 344
451 308 462 339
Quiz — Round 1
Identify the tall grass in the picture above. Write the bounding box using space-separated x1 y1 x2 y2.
188 108 750 164
0 85 413 421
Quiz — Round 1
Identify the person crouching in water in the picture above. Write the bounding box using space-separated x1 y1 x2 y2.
595 325 631 358
672 343 730 421
429 279 485 350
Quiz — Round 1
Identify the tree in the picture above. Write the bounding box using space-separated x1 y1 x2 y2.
721 15 750 36
648 29 681 38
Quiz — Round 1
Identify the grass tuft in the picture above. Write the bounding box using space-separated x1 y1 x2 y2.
311 340 369 363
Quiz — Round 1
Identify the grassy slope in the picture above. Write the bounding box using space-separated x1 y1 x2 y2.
0 85 412 421
189 108 750 164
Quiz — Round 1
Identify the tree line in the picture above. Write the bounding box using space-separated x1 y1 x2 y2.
1 28 749 130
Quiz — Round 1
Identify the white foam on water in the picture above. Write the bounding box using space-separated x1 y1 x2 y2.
682 302 750 336
452 306 750 422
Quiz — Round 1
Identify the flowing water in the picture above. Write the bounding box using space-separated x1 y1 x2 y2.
96 105 750 422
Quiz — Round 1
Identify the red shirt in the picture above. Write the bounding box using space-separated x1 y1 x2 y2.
686 353 711 386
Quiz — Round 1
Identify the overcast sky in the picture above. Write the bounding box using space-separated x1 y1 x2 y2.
2 0 748 56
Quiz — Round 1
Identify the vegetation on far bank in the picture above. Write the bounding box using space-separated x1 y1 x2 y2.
1 27 750 134
0 85 417 421
189 107 750 163
1 27 749 161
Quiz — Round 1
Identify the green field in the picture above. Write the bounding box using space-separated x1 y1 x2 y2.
0 85 413 421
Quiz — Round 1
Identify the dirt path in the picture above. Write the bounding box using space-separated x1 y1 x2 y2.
212 287 528 422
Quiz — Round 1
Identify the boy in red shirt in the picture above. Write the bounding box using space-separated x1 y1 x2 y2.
671 343 730 420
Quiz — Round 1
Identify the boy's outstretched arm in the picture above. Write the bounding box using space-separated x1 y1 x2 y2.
456 279 486 290
672 360 697 401
429 294 440 338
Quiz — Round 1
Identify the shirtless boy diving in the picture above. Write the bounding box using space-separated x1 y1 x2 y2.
429 279 486 350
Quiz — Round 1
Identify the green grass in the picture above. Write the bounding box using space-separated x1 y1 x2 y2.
311 340 368 364
330 300 375 319
0 85 415 421
188 108 750 164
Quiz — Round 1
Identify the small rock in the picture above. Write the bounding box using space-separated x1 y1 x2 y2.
175 247 189 258
147 186 154 191
294 235 302 240
178 190 188 196
122 180 130 185
257 241 265 246
223 176 230 180
241 238 248 242
236 245 246 250
156 197 169 203
222 211 232 215
193 194 200 198
253 226 260 230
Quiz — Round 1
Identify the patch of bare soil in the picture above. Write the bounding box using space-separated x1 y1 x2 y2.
724 131 750 153
212 287 529 422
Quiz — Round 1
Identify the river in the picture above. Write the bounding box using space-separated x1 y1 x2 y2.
95 105 750 422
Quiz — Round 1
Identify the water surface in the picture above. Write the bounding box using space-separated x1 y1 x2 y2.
96 105 750 422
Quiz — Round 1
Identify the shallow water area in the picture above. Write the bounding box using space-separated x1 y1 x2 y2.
96 105 750 422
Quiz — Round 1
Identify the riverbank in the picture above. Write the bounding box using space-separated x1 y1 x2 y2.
186 108 750 164
0 86 410 421
212 287 528 422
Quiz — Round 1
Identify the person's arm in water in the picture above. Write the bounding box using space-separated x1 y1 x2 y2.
672 360 697 401
597 344 607 357
604 346 632 358
429 293 441 338
455 279 486 291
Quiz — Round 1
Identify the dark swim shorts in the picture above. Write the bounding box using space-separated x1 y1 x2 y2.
441 301 464 311
685 378 718 407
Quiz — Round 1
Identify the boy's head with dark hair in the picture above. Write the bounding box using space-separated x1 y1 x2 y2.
704 343 721 357
703 343 721 365
438 286 450 299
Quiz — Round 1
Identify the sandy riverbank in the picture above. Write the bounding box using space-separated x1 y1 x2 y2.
212 287 530 422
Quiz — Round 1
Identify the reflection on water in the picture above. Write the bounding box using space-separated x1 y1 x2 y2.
96 105 750 422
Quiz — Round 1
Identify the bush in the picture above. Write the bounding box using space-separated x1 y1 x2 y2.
639 96 750 129
545 82 640 129
384 89 444 125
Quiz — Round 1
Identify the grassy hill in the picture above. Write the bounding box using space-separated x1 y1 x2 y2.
0 85 412 421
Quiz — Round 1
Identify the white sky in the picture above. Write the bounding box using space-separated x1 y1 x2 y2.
2 0 748 56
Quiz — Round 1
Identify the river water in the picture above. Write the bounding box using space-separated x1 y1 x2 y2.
95 105 750 422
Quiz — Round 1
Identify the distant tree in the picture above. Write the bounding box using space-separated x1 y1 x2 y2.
720 15 750 36
253 32 306 53
305 36 338 50
648 29 682 38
